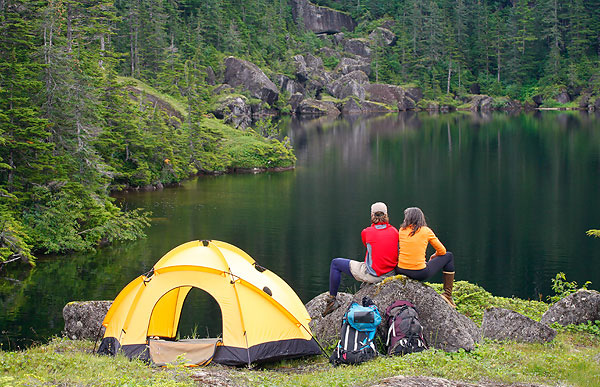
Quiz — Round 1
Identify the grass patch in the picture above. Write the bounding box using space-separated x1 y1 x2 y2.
0 338 196 387
116 76 188 117
249 332 599 387
2 333 598 387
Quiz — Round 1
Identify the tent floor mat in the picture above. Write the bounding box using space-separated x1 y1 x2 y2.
149 338 221 366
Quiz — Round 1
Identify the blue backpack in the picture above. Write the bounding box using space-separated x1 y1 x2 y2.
329 298 382 366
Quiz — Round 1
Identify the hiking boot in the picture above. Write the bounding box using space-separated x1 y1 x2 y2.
441 271 457 308
322 294 340 317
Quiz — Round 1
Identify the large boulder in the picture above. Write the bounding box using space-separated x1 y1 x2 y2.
343 38 372 58
369 27 396 46
290 0 356 34
364 84 404 105
405 87 423 103
335 57 371 76
223 56 279 105
63 301 112 340
482 308 556 343
205 65 216 86
308 276 481 351
339 99 393 115
293 54 332 94
540 289 600 327
296 98 340 116
212 95 252 129
556 90 571 104
288 92 305 112
397 95 417 111
327 70 369 100
469 95 495 111
276 74 305 95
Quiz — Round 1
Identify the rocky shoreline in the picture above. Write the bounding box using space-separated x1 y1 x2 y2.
205 1 600 129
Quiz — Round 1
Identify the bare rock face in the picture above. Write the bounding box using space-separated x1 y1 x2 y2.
482 308 556 343
293 54 332 95
212 95 252 129
290 0 356 34
327 70 369 100
308 276 481 351
63 301 112 340
555 90 571 104
205 66 216 86
469 95 495 111
335 57 371 75
276 74 305 95
288 93 304 112
369 27 396 46
223 56 279 105
541 289 600 327
296 98 340 116
343 38 372 58
339 99 394 114
364 84 404 105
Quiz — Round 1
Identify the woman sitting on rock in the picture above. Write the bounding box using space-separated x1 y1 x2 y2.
322 202 399 317
394 207 456 307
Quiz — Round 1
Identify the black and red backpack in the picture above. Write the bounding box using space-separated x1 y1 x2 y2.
384 300 428 356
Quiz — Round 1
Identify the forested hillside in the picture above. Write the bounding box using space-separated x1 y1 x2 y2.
1 0 599 264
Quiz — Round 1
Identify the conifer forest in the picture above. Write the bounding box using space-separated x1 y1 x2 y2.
1 0 599 263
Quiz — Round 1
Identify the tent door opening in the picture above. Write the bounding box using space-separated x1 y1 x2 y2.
147 287 223 366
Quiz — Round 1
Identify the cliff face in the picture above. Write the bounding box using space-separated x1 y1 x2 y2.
290 0 355 34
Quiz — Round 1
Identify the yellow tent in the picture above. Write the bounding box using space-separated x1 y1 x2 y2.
97 240 321 366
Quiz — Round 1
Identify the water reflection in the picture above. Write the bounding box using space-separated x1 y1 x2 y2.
2 111 599 349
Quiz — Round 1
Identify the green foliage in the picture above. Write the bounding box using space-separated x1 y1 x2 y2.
553 320 600 337
226 132 295 169
587 229 600 238
549 272 592 303
22 184 150 254
428 281 548 326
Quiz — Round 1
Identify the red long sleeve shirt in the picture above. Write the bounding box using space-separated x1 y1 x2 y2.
361 223 399 276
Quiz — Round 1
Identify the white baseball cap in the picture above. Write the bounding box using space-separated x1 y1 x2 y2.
371 202 388 215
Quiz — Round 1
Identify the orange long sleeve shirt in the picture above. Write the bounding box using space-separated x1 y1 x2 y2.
397 226 447 270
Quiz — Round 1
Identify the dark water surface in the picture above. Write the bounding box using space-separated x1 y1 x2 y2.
2 112 599 348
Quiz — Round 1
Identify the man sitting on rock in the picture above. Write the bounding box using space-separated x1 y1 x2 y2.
322 202 399 316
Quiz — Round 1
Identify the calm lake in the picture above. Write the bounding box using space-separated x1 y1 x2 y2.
2 111 599 349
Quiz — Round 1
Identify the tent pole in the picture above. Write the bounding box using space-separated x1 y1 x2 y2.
300 324 330 359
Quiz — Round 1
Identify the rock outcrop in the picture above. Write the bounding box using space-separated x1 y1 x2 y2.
335 57 371 75
296 98 340 116
327 70 369 100
63 300 112 340
364 83 404 105
290 0 356 34
482 308 556 343
308 276 481 352
224 56 279 105
212 95 252 129
540 289 600 327
369 27 396 46
343 38 372 58
469 95 495 111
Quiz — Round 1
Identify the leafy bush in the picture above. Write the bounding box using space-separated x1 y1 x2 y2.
549 272 592 303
